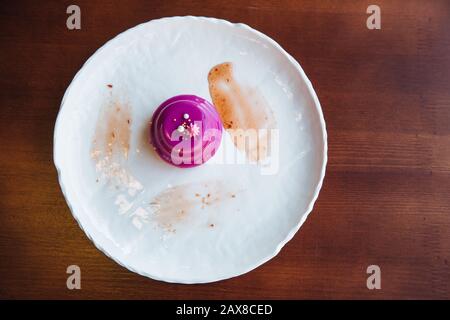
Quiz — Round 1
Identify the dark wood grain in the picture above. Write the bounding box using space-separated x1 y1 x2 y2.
1 0 449 299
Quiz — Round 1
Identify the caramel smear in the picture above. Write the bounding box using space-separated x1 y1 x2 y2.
91 99 131 162
208 62 276 161
149 182 237 232
91 95 142 196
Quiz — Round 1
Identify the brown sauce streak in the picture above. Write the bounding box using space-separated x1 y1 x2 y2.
150 182 237 232
208 62 276 161
91 98 131 162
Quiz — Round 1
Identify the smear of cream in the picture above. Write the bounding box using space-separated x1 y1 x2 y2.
91 91 143 196
208 62 276 162
91 98 131 161
149 181 239 232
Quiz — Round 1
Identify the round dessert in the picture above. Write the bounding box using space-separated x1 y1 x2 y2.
150 94 223 168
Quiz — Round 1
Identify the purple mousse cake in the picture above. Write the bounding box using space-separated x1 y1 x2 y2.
150 95 223 168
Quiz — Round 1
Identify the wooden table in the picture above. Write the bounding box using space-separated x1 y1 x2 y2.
1 0 449 299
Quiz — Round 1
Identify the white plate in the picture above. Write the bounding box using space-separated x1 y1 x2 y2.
54 16 327 283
